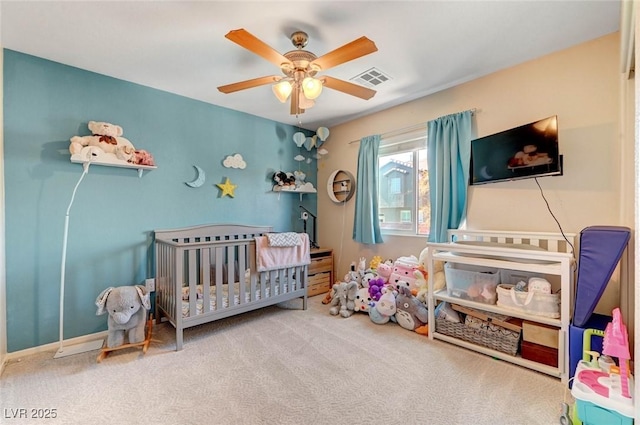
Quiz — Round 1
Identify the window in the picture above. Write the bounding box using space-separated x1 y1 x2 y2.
378 128 429 236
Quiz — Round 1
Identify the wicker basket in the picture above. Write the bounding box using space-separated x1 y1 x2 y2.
436 317 521 356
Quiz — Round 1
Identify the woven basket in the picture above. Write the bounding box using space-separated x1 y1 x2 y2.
436 318 520 356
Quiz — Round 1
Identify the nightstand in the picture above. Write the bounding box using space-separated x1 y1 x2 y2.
307 248 334 296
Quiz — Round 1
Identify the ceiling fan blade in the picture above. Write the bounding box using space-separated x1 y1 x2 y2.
321 76 376 100
311 36 378 71
225 29 292 68
217 76 280 94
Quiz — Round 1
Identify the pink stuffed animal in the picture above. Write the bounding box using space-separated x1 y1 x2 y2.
132 149 155 166
376 262 392 283
389 257 419 292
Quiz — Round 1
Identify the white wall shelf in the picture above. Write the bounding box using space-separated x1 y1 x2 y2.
70 152 156 177
272 185 317 201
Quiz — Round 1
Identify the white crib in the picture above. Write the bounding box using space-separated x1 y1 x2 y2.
154 224 308 350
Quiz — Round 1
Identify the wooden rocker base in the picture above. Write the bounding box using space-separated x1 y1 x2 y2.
97 317 153 363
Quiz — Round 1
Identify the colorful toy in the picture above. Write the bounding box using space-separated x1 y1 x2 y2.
368 277 387 302
369 256 383 270
571 308 634 425
394 286 429 335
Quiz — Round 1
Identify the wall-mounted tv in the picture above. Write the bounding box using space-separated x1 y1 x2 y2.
470 115 562 185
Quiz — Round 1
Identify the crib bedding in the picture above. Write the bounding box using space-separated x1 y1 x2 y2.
181 281 299 317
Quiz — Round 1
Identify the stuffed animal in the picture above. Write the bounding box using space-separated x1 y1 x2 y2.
374 288 397 318
466 281 497 304
415 260 446 304
391 279 412 293
70 120 137 162
353 288 372 313
360 271 377 289
329 281 358 318
95 285 150 348
273 171 287 186
418 249 446 291
368 302 391 325
272 171 295 189
343 270 361 287
132 149 155 166
376 262 392 283
368 288 397 325
369 256 383 270
395 286 429 335
368 277 387 302
389 256 419 292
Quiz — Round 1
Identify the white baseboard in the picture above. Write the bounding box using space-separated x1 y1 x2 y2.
4 331 108 362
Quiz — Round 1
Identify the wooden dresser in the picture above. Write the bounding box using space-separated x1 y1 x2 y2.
307 248 334 296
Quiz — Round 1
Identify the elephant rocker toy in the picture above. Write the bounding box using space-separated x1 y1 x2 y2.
329 281 358 318
96 285 151 349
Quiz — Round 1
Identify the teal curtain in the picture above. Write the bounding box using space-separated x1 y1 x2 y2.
353 134 384 244
427 111 474 243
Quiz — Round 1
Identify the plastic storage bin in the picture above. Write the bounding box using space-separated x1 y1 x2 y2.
499 269 544 285
444 263 500 304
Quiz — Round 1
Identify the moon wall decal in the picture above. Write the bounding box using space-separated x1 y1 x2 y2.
185 165 206 188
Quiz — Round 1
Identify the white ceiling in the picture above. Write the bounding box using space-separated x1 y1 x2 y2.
0 1 621 131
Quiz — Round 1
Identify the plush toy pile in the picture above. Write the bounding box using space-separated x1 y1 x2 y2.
272 170 316 192
326 249 446 338
70 120 155 167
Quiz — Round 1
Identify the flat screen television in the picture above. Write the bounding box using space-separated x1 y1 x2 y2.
469 115 562 185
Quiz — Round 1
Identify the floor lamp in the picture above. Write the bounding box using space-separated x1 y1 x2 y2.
54 161 104 358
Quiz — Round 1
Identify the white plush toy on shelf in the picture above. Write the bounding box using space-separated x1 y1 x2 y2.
70 120 137 162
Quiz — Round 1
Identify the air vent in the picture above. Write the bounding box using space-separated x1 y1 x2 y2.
350 67 392 88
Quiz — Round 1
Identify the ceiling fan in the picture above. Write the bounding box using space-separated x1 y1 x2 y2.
217 29 378 115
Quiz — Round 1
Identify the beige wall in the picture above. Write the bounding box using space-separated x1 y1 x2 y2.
319 33 623 280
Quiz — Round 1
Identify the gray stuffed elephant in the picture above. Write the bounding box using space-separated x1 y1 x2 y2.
96 285 151 348
329 281 358 318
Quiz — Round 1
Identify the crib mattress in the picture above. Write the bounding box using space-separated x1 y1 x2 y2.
181 282 298 317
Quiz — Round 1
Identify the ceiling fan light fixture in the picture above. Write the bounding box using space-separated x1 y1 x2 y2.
299 91 315 109
302 76 323 100
272 80 293 102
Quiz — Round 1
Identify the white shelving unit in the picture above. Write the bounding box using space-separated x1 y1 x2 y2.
426 229 576 382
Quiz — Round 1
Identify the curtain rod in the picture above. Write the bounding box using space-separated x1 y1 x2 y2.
348 108 477 144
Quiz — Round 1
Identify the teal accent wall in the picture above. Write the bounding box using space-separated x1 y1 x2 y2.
3 49 317 352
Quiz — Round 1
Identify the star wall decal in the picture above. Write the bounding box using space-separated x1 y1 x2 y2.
216 177 237 198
